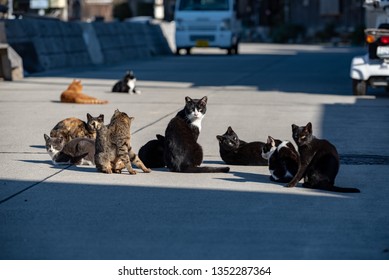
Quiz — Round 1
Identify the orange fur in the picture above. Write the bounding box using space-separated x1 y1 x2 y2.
60 80 108 104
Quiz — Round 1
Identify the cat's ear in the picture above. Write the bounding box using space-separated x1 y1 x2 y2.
98 114 104 122
156 134 165 142
200 96 208 105
216 135 223 142
227 126 234 134
44 134 50 141
185 96 193 104
268 136 276 146
306 122 312 133
114 109 120 114
291 124 298 131
87 113 92 121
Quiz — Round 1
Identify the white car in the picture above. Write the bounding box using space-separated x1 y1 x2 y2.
350 23 389 95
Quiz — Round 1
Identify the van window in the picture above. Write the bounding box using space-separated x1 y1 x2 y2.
178 0 230 11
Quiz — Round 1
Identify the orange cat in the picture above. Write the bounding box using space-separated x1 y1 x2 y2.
60 80 108 104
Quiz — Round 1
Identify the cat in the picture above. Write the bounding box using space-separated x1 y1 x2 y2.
44 134 95 165
216 126 268 166
50 113 104 143
138 134 166 168
261 135 299 183
112 70 141 94
286 122 360 193
94 109 150 174
164 96 230 173
61 79 108 104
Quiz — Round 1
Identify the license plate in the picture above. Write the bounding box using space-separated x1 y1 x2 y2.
195 40 209 47
377 46 389 58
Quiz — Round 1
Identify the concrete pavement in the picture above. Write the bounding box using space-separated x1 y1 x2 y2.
0 44 389 260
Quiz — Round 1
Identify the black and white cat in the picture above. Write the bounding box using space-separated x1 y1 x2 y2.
217 126 267 166
164 96 230 173
112 70 141 94
44 134 95 165
261 136 299 183
286 122 360 193
138 134 166 168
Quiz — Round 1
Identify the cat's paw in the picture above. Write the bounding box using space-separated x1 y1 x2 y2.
129 170 137 175
285 183 296 188
143 168 151 173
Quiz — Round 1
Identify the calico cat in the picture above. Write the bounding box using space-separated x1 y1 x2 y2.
216 126 267 166
112 70 141 94
50 113 104 143
95 109 150 174
138 134 166 168
44 134 95 165
164 96 229 173
286 122 360 193
61 79 108 104
261 136 299 183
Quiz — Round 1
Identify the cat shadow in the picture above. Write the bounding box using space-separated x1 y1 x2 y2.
220 170 271 184
30 145 45 149
20 159 63 167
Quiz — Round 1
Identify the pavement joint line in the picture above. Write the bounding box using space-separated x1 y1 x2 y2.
0 165 72 205
132 109 180 135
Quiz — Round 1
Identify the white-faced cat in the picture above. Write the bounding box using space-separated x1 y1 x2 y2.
261 136 299 183
44 134 95 165
216 126 267 166
112 70 141 94
287 122 360 193
164 96 230 173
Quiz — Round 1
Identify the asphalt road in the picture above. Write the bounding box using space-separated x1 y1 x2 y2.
0 43 389 260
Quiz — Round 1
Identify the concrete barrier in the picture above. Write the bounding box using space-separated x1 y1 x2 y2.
4 18 173 73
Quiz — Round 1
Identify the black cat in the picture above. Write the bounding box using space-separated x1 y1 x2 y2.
112 70 141 94
286 122 360 193
138 134 166 168
164 96 230 173
261 136 299 183
216 126 267 166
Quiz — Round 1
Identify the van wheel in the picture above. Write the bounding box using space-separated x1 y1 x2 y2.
352 79 367 96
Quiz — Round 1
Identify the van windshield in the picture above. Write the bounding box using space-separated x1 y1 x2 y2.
178 0 230 11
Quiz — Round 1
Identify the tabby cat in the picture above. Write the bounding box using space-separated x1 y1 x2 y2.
50 113 103 143
44 134 95 165
138 134 166 168
61 79 108 104
112 70 141 94
287 122 360 193
216 126 267 166
164 96 229 173
94 109 150 174
261 136 299 183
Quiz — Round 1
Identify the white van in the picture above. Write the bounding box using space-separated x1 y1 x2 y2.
174 0 242 55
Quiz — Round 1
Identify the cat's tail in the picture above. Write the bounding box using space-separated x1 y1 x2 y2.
329 186 361 193
75 97 108 104
181 166 230 173
302 183 360 193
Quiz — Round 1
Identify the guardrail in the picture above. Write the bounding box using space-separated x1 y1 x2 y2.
4 18 173 74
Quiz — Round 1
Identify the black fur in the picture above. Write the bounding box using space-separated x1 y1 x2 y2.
112 70 140 94
138 134 166 168
287 122 360 193
261 136 299 183
216 126 267 166
164 96 229 173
